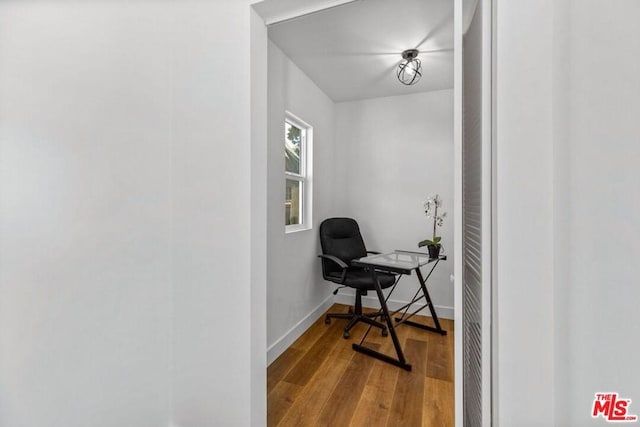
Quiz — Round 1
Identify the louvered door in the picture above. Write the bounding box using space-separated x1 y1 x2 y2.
462 0 492 425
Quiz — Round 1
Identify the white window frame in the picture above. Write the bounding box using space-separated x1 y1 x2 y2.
285 111 312 233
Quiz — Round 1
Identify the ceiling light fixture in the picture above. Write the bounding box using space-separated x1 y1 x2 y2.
397 49 422 86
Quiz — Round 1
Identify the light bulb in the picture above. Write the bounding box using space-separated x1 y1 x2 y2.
404 61 415 75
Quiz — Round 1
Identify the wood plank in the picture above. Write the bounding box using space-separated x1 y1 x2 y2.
426 333 453 382
422 377 454 427
283 320 342 386
315 344 380 426
277 351 352 426
348 384 390 427
267 381 303 427
348 359 399 427
289 315 335 352
441 319 454 330
268 347 304 394
387 338 429 427
404 320 433 343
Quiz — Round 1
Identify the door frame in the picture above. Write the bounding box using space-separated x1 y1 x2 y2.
249 1 490 425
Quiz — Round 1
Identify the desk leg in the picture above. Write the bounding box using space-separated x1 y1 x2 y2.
398 267 447 335
352 268 412 371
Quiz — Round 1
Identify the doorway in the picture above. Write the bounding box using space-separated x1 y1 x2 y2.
250 0 493 425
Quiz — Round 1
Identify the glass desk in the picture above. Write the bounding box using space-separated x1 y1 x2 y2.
351 250 447 371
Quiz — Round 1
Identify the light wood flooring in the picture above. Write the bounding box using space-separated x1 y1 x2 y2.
267 304 454 427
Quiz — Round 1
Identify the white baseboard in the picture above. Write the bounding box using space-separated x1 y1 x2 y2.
334 292 454 320
267 295 334 366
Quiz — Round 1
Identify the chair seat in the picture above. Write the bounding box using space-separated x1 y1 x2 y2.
327 268 396 290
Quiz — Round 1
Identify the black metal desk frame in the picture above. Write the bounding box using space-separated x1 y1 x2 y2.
350 250 447 371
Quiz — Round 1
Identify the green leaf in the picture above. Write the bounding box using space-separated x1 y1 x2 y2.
287 125 301 143
418 239 431 247
433 236 441 244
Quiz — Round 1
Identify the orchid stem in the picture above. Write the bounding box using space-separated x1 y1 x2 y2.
433 204 437 241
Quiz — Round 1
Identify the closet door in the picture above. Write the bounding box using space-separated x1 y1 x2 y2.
462 0 492 425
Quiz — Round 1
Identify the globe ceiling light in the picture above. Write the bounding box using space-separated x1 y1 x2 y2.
396 49 422 86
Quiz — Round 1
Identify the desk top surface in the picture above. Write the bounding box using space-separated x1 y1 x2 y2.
352 250 445 272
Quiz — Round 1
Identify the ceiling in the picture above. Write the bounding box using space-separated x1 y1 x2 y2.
265 0 454 103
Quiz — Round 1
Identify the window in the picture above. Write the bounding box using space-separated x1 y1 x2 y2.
285 112 312 232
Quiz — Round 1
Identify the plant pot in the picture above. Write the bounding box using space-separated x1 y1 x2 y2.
427 244 441 259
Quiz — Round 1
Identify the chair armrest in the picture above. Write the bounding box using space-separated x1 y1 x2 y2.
318 254 348 284
318 254 348 269
366 251 381 255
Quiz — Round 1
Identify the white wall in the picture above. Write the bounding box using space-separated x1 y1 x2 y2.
0 3 173 426
559 1 640 424
170 2 254 426
266 41 335 362
552 0 571 424
334 90 455 317
250 7 269 426
0 1 261 426
494 0 556 425
496 1 640 426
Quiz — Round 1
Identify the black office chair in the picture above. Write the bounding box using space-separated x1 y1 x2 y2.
318 218 397 339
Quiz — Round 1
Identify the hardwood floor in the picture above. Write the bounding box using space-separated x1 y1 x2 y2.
268 304 454 427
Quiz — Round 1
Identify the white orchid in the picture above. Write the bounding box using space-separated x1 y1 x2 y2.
418 194 447 248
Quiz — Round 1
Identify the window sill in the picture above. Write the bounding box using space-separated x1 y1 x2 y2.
285 224 312 234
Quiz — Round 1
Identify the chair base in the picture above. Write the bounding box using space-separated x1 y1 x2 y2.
325 290 387 339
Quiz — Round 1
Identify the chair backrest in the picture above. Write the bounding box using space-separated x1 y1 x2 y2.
319 218 368 275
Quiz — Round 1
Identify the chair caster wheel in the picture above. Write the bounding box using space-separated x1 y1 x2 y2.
343 331 350 339
324 316 331 325
382 329 388 337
